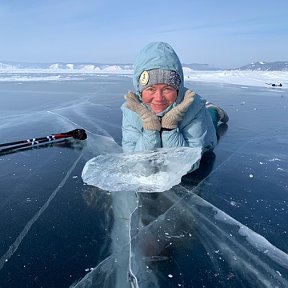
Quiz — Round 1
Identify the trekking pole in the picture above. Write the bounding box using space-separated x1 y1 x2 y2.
0 129 87 154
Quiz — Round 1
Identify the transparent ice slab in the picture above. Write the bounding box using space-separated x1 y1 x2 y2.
81 147 202 192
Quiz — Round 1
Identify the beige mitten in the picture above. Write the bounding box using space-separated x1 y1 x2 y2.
162 90 195 129
125 92 161 131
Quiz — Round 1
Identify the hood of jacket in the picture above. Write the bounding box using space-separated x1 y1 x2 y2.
133 42 185 104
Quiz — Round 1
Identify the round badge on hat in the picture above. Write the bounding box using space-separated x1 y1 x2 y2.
139 71 149 85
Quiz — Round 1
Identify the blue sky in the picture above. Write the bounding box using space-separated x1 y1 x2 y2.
1 0 287 68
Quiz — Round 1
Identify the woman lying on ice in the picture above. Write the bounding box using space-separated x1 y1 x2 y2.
121 41 228 155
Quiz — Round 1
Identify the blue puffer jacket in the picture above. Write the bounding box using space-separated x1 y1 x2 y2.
121 42 217 153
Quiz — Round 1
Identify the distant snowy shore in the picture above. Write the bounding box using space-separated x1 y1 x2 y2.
0 65 287 88
184 70 287 88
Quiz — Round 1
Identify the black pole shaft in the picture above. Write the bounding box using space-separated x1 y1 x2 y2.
0 129 86 155
0 136 57 148
0 129 86 149
0 137 68 154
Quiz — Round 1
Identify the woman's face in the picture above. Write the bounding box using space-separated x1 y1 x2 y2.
141 84 178 113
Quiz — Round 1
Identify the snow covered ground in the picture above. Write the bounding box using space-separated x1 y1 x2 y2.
184 69 287 87
0 66 287 88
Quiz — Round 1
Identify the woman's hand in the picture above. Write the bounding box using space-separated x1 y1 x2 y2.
162 90 195 129
125 92 161 131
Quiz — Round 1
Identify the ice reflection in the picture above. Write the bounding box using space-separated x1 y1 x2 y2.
72 190 139 288
131 188 288 287
76 151 288 287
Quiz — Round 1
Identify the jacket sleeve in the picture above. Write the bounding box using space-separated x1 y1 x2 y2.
161 105 217 152
121 105 161 153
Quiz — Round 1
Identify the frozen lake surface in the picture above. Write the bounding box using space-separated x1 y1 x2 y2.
0 74 288 287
